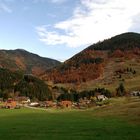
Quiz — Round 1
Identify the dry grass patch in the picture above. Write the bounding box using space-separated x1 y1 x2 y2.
89 97 140 124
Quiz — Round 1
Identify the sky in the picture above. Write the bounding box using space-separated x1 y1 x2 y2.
0 0 140 61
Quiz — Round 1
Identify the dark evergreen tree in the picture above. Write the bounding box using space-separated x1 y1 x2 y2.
116 83 125 96
14 75 52 101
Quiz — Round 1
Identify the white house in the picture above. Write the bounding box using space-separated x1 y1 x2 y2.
96 95 108 101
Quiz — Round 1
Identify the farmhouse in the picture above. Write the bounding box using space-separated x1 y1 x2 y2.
29 102 40 107
15 96 30 104
21 98 30 104
4 99 17 109
61 101 72 108
96 95 108 101
46 101 54 107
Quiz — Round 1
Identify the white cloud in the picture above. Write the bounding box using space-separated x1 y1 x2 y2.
0 3 12 13
36 0 140 48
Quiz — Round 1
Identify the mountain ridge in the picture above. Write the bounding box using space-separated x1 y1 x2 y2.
41 32 140 90
0 49 61 76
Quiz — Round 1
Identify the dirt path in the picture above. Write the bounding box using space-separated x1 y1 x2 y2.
24 105 47 111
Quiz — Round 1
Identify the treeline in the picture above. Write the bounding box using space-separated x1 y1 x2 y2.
115 67 136 76
0 68 22 90
0 68 51 101
56 82 127 102
57 88 111 102
87 32 140 51
14 75 52 101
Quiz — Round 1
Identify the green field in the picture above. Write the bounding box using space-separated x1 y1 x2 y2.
0 97 140 140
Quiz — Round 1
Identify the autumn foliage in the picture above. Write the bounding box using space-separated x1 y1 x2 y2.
42 32 140 84
42 50 104 83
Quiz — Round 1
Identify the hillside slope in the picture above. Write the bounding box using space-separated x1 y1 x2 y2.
0 49 61 76
41 32 140 91
0 68 52 101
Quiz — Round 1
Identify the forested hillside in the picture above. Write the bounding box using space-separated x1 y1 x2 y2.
0 68 51 101
41 32 140 85
87 32 140 51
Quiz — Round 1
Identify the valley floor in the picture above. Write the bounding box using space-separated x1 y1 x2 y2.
0 97 139 140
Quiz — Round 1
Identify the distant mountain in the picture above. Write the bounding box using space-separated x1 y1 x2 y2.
41 32 140 90
0 49 61 76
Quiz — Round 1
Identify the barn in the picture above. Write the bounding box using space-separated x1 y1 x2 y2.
4 99 17 109
61 101 72 108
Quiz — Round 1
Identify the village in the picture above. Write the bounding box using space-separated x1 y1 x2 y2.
0 90 139 110
0 94 108 109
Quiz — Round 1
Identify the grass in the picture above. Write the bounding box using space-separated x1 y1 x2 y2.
0 97 140 140
70 58 140 92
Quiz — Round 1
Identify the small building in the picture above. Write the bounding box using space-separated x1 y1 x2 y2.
96 95 108 101
21 98 30 104
46 101 54 107
4 99 17 109
61 101 72 108
29 102 40 107
15 96 30 104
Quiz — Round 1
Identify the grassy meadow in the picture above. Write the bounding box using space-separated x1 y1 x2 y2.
0 97 140 140
71 58 140 93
